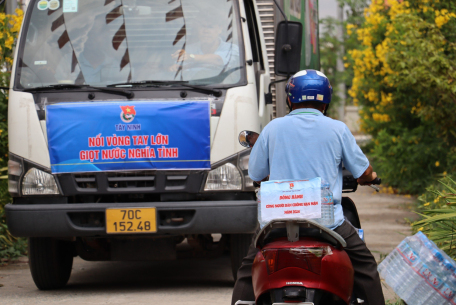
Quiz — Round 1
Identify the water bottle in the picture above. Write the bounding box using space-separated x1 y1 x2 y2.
378 248 402 290
256 188 267 228
378 241 425 302
393 242 424 301
439 281 456 304
424 281 453 305
421 261 456 304
446 266 456 297
314 180 334 226
407 248 447 304
405 263 432 304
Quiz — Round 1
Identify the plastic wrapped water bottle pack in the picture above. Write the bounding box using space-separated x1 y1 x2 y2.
378 231 456 304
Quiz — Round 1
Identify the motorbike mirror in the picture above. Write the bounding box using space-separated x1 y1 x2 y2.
238 130 259 148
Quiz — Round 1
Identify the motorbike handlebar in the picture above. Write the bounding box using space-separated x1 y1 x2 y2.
254 176 382 192
369 177 382 185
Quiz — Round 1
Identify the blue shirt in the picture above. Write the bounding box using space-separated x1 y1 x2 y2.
248 108 370 229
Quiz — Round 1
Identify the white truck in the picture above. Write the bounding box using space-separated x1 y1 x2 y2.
6 0 319 289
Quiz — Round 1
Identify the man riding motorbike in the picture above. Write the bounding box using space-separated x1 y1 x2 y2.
231 69 385 305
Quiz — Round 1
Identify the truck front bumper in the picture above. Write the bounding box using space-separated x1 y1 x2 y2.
5 200 257 237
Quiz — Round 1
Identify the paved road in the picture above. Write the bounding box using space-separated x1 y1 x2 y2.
0 186 417 304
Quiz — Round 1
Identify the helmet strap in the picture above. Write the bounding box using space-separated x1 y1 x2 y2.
286 96 293 112
323 103 330 116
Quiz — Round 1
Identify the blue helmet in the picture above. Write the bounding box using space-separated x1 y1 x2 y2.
285 70 333 104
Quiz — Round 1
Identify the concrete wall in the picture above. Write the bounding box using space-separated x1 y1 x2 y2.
344 105 360 133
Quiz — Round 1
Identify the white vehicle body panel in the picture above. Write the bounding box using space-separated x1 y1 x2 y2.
8 90 51 168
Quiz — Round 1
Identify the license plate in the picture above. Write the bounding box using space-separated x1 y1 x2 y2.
106 208 157 234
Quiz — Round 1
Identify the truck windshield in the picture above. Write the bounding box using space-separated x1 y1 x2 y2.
16 0 244 89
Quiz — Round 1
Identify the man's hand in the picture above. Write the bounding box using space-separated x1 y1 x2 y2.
357 164 378 185
172 49 195 62
254 175 270 187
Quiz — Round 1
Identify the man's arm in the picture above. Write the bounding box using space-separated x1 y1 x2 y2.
357 164 378 185
248 132 270 182
341 125 372 181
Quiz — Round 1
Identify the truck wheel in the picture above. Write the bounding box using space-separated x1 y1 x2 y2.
28 237 74 290
230 234 254 281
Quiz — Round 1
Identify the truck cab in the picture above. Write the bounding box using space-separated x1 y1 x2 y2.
6 0 319 289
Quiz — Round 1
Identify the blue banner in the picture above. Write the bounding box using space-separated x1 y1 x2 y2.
46 101 211 173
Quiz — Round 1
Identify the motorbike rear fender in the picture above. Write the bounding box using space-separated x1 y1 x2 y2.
252 239 354 304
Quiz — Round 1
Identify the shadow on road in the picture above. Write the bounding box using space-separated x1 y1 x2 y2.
66 255 234 291
1 255 235 304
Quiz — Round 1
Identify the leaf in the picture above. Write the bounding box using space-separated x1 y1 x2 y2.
0 235 12 246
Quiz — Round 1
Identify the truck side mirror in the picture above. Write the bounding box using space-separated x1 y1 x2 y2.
274 21 303 76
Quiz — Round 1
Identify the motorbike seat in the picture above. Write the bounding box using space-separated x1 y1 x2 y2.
263 227 339 247
255 219 347 249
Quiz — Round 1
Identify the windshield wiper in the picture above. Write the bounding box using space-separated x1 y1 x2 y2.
108 80 222 97
108 80 187 87
23 84 134 99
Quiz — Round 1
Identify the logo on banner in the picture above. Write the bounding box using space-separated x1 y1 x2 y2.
290 183 294 189
120 106 136 123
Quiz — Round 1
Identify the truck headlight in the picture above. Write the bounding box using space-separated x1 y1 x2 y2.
204 163 242 191
22 168 60 195
204 149 255 191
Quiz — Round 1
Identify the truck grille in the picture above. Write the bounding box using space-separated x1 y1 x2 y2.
57 171 206 195
107 172 155 189
74 174 97 189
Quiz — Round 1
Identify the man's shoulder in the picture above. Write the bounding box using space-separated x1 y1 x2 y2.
263 115 349 132
312 115 348 134
263 116 289 131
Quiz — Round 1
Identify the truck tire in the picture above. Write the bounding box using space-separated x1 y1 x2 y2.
28 237 74 290
230 233 254 281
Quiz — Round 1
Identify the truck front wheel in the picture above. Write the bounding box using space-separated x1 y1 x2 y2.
230 234 254 281
28 237 74 290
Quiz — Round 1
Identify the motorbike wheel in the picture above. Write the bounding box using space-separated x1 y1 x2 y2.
28 237 74 290
230 233 254 281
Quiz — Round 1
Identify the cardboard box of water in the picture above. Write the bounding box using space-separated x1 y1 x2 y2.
378 231 456 304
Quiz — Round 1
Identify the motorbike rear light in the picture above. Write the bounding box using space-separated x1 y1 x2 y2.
262 247 331 275
266 248 278 273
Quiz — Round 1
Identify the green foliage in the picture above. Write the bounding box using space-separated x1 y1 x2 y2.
369 123 456 194
0 9 25 261
0 179 27 261
412 175 456 260
348 0 456 194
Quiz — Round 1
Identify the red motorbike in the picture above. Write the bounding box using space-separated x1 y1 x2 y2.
236 131 381 305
